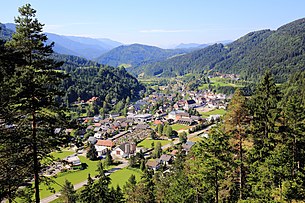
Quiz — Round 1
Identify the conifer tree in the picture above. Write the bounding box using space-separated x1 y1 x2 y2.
187 126 234 203
248 71 281 161
94 162 111 202
123 174 137 202
79 174 95 203
224 89 249 200
4 4 67 202
279 72 305 201
247 71 281 200
0 39 30 202
60 180 77 203
87 143 98 160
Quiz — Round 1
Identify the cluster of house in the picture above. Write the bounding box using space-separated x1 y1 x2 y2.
146 141 195 171
61 84 229 169
213 72 240 80
128 88 228 117
182 90 228 109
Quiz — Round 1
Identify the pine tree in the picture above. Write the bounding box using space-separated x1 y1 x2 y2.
87 143 98 160
94 162 111 202
247 71 281 200
4 4 67 202
186 126 234 203
248 71 280 161
0 40 30 202
60 180 77 203
79 174 95 203
223 89 249 200
123 174 137 202
104 150 113 168
279 72 305 201
109 186 125 203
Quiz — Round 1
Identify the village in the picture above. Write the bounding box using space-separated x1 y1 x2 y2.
48 83 229 173
30 75 235 202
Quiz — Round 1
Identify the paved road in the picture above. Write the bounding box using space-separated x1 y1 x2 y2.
40 125 215 203
161 124 215 151
187 124 215 139
40 161 129 203
161 138 180 150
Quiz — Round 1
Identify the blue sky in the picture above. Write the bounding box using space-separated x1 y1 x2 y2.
1 0 305 48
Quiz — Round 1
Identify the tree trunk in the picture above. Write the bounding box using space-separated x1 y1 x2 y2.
239 133 243 200
215 166 219 203
32 111 40 203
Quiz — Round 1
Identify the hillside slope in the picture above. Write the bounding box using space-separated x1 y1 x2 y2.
135 18 305 82
96 43 189 68
1 23 122 60
0 25 144 104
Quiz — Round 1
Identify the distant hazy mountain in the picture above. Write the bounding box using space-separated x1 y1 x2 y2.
0 23 14 41
133 18 305 82
175 42 231 50
3 23 122 60
3 23 16 32
45 33 120 60
176 43 203 49
96 43 190 68
215 40 233 45
65 36 122 50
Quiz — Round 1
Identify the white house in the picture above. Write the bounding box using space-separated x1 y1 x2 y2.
134 114 152 123
95 145 108 157
94 132 103 139
64 155 81 167
111 142 136 158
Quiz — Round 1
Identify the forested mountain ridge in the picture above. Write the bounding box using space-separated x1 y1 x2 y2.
0 24 145 106
134 18 305 82
49 54 145 105
57 54 145 104
96 43 190 68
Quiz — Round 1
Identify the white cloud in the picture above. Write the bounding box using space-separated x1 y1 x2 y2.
140 29 192 33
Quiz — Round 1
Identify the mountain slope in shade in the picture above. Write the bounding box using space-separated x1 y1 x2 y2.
134 18 305 82
96 43 190 68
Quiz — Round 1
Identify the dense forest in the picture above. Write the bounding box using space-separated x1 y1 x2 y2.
133 18 305 83
96 43 189 68
52 53 145 105
0 22 145 111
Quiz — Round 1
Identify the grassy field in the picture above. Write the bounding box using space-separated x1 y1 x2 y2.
201 109 226 118
170 124 191 131
137 139 171 148
39 156 101 199
199 77 243 90
49 168 142 203
50 150 75 160
189 136 204 142
110 168 142 188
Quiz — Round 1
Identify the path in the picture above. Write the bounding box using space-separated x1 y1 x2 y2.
161 124 215 151
40 160 129 203
187 124 215 140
